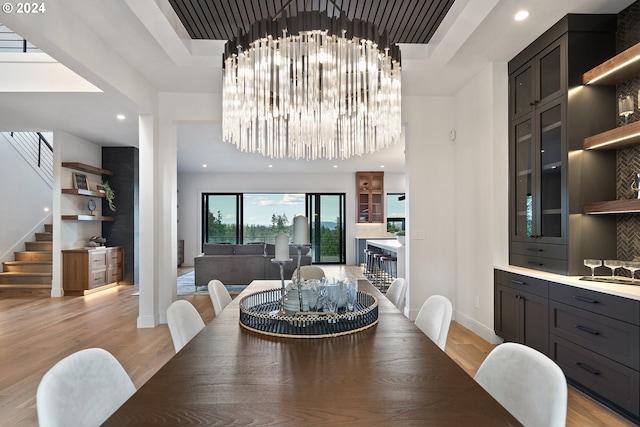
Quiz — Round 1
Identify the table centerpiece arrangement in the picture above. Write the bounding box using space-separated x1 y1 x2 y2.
240 216 379 338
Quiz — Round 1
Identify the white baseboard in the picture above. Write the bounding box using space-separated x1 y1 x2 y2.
453 310 503 345
137 315 159 328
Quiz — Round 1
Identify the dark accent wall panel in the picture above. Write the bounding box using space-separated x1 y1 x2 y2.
102 147 139 285
616 1 640 262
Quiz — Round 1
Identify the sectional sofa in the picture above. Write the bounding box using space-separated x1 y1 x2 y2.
194 243 312 286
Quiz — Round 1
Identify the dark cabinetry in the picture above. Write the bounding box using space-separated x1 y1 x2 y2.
549 283 640 418
509 15 617 275
356 171 384 223
510 37 565 120
495 268 640 422
178 240 184 266
494 269 548 355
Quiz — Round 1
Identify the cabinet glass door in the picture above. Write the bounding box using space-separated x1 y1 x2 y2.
370 174 383 191
537 41 564 106
358 193 370 222
539 46 561 99
512 65 533 118
513 117 534 240
538 103 563 240
370 193 383 222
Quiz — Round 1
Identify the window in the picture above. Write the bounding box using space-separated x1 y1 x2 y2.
202 194 241 245
202 192 346 264
386 193 405 233
242 193 305 243
307 194 346 264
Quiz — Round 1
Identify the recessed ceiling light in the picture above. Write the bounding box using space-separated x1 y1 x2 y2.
116 114 126 120
333 165 338 168
202 164 207 168
380 165 385 168
268 165 273 168
514 10 529 21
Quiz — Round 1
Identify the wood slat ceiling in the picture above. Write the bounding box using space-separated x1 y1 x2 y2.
168 0 455 44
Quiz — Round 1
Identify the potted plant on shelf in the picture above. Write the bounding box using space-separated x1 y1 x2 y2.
100 181 116 211
396 230 406 245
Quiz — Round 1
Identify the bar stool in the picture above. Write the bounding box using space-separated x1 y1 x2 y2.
364 248 382 282
363 249 374 279
380 256 397 291
372 253 385 288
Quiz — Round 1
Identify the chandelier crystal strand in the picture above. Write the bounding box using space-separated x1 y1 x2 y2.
222 12 401 161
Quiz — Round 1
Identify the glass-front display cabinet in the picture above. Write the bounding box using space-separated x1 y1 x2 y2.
356 171 384 223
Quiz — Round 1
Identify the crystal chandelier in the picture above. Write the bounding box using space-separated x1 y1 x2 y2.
222 11 401 161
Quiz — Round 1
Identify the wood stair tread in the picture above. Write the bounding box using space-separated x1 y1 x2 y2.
0 272 52 277
0 284 52 288
4 261 52 265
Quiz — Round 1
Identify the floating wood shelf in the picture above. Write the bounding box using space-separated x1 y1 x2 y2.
583 120 640 150
583 199 640 215
61 162 114 176
583 41 640 85
62 215 115 221
61 189 106 198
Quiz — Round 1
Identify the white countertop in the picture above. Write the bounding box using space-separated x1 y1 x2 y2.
499 265 640 301
355 236 395 239
366 239 403 252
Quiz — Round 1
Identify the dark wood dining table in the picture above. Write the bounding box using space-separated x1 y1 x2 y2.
105 280 521 426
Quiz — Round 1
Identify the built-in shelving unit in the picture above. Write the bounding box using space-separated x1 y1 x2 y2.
583 199 640 215
581 40 640 214
61 162 114 176
61 162 114 221
61 215 115 221
584 120 640 150
583 41 640 85
61 189 106 198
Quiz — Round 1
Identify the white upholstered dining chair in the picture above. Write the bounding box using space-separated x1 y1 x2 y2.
167 300 205 352
291 265 325 281
474 342 567 427
36 348 136 427
208 279 232 315
414 295 453 350
385 278 407 311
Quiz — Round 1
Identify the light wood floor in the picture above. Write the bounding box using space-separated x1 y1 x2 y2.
0 265 634 426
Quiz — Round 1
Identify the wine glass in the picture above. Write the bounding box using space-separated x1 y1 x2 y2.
325 284 339 315
345 279 357 312
623 261 640 283
583 259 602 277
603 260 623 278
306 279 321 312
316 281 327 312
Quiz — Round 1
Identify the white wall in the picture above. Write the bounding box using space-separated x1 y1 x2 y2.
452 62 508 342
403 95 456 319
177 171 405 266
401 62 508 345
0 134 52 263
52 131 103 296
55 131 103 248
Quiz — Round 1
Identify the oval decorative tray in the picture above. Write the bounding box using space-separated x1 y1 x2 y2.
239 288 378 338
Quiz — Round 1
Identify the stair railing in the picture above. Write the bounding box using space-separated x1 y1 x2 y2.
5 132 53 186
0 23 40 52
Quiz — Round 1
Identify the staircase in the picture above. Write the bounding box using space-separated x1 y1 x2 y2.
0 224 52 297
